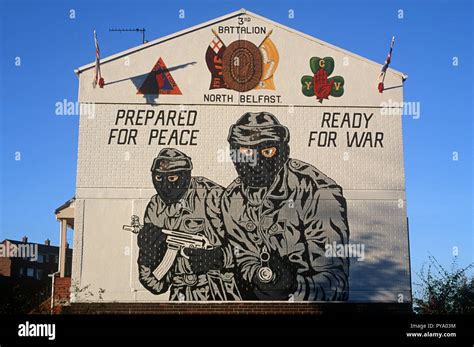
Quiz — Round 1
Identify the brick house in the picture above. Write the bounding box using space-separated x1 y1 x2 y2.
0 237 72 281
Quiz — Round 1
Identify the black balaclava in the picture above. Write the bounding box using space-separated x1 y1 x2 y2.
228 112 291 189
151 170 191 205
150 148 193 205
231 140 289 188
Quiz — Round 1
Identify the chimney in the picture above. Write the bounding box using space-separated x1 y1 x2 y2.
45 239 51 246
66 242 70 249
22 236 28 243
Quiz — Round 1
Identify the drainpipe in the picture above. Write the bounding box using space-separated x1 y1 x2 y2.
48 271 60 315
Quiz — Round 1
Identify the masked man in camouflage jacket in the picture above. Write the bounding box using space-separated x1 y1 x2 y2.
137 148 241 301
221 112 350 301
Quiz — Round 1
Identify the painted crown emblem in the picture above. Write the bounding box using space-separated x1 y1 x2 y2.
159 160 170 170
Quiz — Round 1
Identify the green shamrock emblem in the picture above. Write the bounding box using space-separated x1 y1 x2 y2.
301 57 345 103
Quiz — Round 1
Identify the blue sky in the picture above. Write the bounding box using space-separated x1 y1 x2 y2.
0 0 472 287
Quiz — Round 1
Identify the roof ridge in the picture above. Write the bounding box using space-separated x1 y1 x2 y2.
75 9 405 78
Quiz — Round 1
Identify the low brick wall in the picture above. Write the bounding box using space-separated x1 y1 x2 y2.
54 277 71 302
65 302 412 315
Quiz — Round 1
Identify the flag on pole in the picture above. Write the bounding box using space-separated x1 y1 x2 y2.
93 30 105 89
255 32 279 90
378 36 395 93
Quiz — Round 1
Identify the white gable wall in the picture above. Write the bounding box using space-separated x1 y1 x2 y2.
71 10 410 303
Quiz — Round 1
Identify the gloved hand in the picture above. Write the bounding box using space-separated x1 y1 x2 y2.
137 223 167 268
252 252 298 300
185 247 224 274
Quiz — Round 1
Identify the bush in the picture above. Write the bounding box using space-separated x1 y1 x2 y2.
413 256 473 314
0 276 51 314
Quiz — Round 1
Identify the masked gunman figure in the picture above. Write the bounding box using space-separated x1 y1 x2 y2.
222 112 350 301
137 148 241 300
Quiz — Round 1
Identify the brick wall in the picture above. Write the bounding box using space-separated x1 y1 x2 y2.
54 277 71 302
72 102 410 303
0 257 11 277
66 302 412 315
76 104 405 191
58 11 412 311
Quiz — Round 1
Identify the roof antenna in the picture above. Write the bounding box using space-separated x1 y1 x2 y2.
109 28 147 44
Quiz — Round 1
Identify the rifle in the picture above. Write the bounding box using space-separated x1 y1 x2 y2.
153 229 213 280
123 215 213 281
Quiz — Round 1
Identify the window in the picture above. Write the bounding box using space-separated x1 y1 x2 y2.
26 268 34 277
36 269 43 280
37 254 44 263
19 267 24 276
55 255 59 263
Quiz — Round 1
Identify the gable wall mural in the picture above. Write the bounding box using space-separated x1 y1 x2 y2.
72 11 410 303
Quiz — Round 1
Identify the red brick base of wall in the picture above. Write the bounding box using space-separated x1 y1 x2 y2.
54 277 71 302
65 302 412 315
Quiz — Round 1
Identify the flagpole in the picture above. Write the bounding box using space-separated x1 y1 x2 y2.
211 28 225 45
93 30 98 88
258 29 273 48
93 30 105 89
381 36 395 85
378 36 395 93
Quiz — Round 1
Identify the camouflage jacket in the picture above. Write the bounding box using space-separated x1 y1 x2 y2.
137 177 238 301
221 159 350 301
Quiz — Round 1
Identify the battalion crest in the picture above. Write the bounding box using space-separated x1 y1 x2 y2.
206 29 279 92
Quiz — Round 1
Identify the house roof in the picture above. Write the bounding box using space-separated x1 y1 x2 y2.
75 8 406 79
1 239 72 251
2 238 54 246
54 196 75 215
